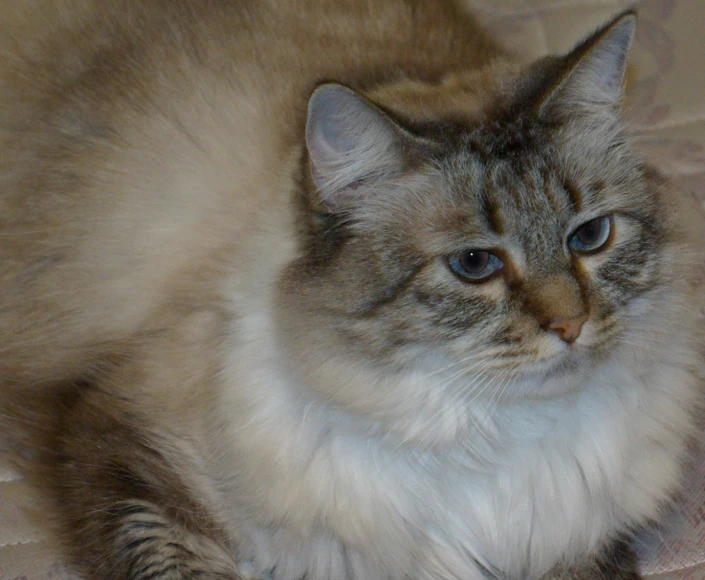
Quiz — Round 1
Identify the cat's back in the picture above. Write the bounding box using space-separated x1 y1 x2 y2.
0 0 278 385
0 0 499 385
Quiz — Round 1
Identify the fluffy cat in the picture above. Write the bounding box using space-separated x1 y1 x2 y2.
0 1 703 579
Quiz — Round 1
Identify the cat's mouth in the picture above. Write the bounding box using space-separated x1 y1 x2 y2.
489 348 596 399
533 320 621 375
538 351 584 378
510 343 593 384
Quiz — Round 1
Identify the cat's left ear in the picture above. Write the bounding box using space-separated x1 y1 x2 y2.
305 83 411 211
538 10 635 116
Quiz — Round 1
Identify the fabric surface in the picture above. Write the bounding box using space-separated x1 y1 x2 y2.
1 0 704 578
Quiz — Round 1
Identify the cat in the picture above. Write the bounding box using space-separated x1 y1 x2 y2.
0 1 703 579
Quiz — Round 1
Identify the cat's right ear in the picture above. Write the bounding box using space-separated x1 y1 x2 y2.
536 11 635 118
305 84 408 211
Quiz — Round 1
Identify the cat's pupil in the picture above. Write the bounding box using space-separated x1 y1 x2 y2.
460 250 490 273
577 219 602 245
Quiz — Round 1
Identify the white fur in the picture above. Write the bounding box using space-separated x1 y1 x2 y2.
211 268 701 580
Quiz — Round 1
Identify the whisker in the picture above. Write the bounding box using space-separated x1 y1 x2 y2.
415 339 509 381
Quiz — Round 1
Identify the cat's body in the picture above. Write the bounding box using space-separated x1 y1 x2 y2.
1 2 703 580
0 0 497 385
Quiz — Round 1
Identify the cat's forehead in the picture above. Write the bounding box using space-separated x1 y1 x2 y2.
431 111 630 216
402 123 624 256
437 133 576 219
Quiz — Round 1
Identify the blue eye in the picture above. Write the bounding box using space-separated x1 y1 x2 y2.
569 215 612 253
448 250 503 282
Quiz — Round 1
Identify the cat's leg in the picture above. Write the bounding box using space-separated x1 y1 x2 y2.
543 538 641 580
97 500 240 579
20 383 244 580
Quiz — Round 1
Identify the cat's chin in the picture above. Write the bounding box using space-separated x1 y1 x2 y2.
508 346 597 399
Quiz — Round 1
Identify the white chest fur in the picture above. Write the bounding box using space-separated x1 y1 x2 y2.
215 309 697 580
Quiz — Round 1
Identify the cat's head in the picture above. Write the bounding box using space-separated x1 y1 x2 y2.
275 12 685 432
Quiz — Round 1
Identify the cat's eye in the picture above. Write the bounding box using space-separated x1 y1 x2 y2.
568 215 612 253
448 250 503 282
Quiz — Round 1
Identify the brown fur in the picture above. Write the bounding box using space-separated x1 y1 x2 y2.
0 0 500 385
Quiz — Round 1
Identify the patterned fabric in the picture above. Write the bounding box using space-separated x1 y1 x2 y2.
1 1 704 579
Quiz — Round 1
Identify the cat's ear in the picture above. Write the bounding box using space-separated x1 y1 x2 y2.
538 10 635 116
305 84 408 210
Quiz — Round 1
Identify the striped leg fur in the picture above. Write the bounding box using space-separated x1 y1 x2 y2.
6 381 244 580
107 501 240 579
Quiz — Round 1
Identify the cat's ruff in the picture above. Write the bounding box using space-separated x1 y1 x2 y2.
216 287 698 580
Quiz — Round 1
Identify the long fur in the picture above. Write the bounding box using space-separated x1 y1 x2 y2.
0 2 703 580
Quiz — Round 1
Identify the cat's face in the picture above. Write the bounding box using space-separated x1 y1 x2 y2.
276 14 673 414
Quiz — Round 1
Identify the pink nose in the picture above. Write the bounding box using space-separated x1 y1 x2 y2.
544 314 588 344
